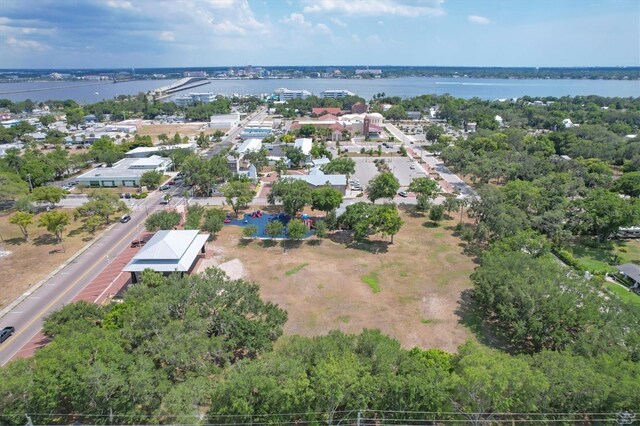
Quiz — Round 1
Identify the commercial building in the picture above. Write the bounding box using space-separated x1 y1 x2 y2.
75 155 172 188
123 230 209 282
273 88 312 101
173 92 217 107
240 126 273 139
312 107 342 116
320 89 355 99
281 170 347 194
355 69 382 75
183 71 208 78
125 143 196 158
209 112 241 129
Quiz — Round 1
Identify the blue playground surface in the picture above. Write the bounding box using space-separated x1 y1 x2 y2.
224 211 315 239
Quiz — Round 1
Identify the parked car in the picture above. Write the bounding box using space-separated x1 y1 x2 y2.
410 164 416 170
120 214 131 223
0 326 15 344
160 185 170 191
124 193 132 199
398 191 408 197
159 199 169 205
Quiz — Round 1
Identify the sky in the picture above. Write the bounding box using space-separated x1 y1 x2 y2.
0 0 638 69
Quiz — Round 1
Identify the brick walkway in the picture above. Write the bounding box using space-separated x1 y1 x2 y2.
10 232 153 361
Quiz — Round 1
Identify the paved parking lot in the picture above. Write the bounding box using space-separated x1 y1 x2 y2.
351 156 427 190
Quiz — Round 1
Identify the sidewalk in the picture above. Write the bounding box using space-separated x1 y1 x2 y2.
9 231 152 361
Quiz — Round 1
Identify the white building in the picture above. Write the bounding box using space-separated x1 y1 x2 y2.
123 230 210 282
294 138 313 156
320 89 355 99
240 126 273 139
281 170 347 194
173 92 217 107
209 112 241 129
125 143 196 158
237 138 263 156
75 155 172 188
355 69 382 75
273 88 312 101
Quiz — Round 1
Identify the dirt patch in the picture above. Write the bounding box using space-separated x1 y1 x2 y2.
139 123 215 142
213 212 476 352
0 210 97 309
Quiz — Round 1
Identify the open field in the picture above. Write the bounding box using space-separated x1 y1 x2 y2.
0 210 95 309
212 211 476 352
604 282 640 307
139 123 218 141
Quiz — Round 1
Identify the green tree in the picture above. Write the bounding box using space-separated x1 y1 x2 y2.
74 189 128 227
145 210 181 231
243 225 258 238
314 220 328 238
367 172 400 203
281 133 295 144
429 204 445 223
409 177 439 200
223 180 254 217
374 204 404 243
243 147 269 173
184 204 205 230
287 218 308 241
284 146 306 168
203 208 225 237
321 157 355 178
311 184 343 214
274 158 288 177
265 219 284 239
451 342 548 425
30 186 67 208
268 178 313 217
139 170 164 189
14 197 35 213
0 172 29 202
570 188 640 241
9 211 34 241
613 171 640 197
38 114 56 127
38 210 69 242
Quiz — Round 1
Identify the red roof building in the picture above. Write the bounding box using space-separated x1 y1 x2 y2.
312 107 342 116
351 102 368 114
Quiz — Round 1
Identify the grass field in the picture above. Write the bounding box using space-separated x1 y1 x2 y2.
213 212 476 352
568 239 640 273
0 209 95 309
604 282 640 307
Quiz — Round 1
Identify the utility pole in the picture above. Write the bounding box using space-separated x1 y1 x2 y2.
356 411 361 426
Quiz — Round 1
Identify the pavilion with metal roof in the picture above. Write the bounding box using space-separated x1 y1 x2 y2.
123 230 209 282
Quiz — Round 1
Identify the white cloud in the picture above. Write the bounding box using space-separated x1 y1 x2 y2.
281 12 306 25
6 36 49 51
105 0 134 9
468 15 491 25
281 12 333 36
158 31 175 41
330 17 347 27
304 0 445 17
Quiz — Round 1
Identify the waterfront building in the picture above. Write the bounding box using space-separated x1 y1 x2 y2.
320 89 355 99
273 88 312 101
174 92 217 107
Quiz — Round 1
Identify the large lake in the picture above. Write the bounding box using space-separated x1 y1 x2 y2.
0 77 638 103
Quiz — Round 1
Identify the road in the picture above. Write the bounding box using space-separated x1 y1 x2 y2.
205 106 268 158
0 192 165 366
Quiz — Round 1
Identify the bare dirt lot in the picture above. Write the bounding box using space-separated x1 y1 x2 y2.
139 123 217 142
213 211 476 352
0 210 93 309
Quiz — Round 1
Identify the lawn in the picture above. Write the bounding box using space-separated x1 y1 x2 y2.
604 282 640 307
212 211 477 352
567 239 640 274
0 209 96 309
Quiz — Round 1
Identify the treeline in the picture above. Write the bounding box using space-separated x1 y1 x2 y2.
1 269 637 425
